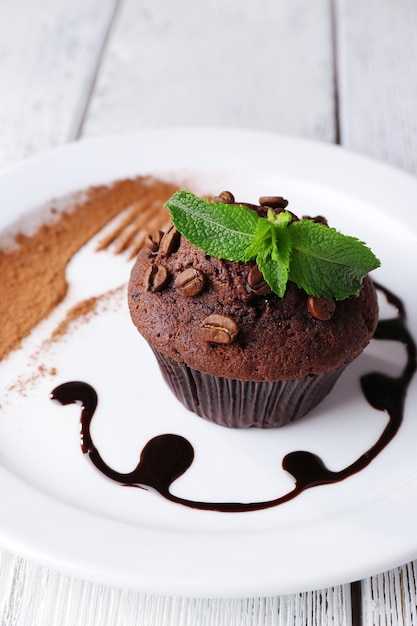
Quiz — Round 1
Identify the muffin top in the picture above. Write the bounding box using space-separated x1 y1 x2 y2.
128 214 379 381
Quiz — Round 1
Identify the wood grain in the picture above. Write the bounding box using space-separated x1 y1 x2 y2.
82 0 336 142
0 552 352 626
335 0 417 174
362 562 417 625
0 0 118 169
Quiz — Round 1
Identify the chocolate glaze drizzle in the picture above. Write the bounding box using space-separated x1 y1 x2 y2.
51 283 416 513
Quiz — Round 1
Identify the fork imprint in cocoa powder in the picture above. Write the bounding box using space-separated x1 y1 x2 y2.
35 197 172 343
95 198 171 260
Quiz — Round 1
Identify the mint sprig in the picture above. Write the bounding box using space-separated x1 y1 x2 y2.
164 190 380 300
165 190 258 260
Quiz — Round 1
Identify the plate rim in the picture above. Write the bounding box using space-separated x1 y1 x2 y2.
1 127 417 597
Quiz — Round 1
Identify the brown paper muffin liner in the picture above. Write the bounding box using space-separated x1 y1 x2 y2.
152 348 347 428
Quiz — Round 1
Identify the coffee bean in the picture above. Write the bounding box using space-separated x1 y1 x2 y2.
247 265 272 296
213 190 235 204
143 266 155 291
307 295 336 321
302 215 329 227
144 230 164 252
159 225 180 257
259 196 288 209
255 199 298 221
144 265 170 292
240 202 261 211
200 313 239 344
144 234 157 252
174 268 206 297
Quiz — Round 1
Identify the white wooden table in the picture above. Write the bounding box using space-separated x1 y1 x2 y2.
1 1 417 623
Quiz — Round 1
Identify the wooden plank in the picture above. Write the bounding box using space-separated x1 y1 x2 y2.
0 0 119 169
335 0 417 174
82 0 336 142
361 561 417 625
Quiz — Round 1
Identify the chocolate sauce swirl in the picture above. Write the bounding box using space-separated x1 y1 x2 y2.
51 284 416 513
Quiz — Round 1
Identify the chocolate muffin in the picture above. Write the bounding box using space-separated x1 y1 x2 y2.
128 193 379 428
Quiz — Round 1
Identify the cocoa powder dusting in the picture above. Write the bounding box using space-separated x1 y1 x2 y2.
0 176 179 361
5 288 124 399
49 287 124 343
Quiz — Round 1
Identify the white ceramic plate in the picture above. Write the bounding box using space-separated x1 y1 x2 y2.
0 128 416 598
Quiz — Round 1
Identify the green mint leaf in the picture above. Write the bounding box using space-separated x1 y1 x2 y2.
288 220 380 300
164 190 380 301
267 209 292 228
242 216 272 261
256 224 291 297
165 190 259 261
